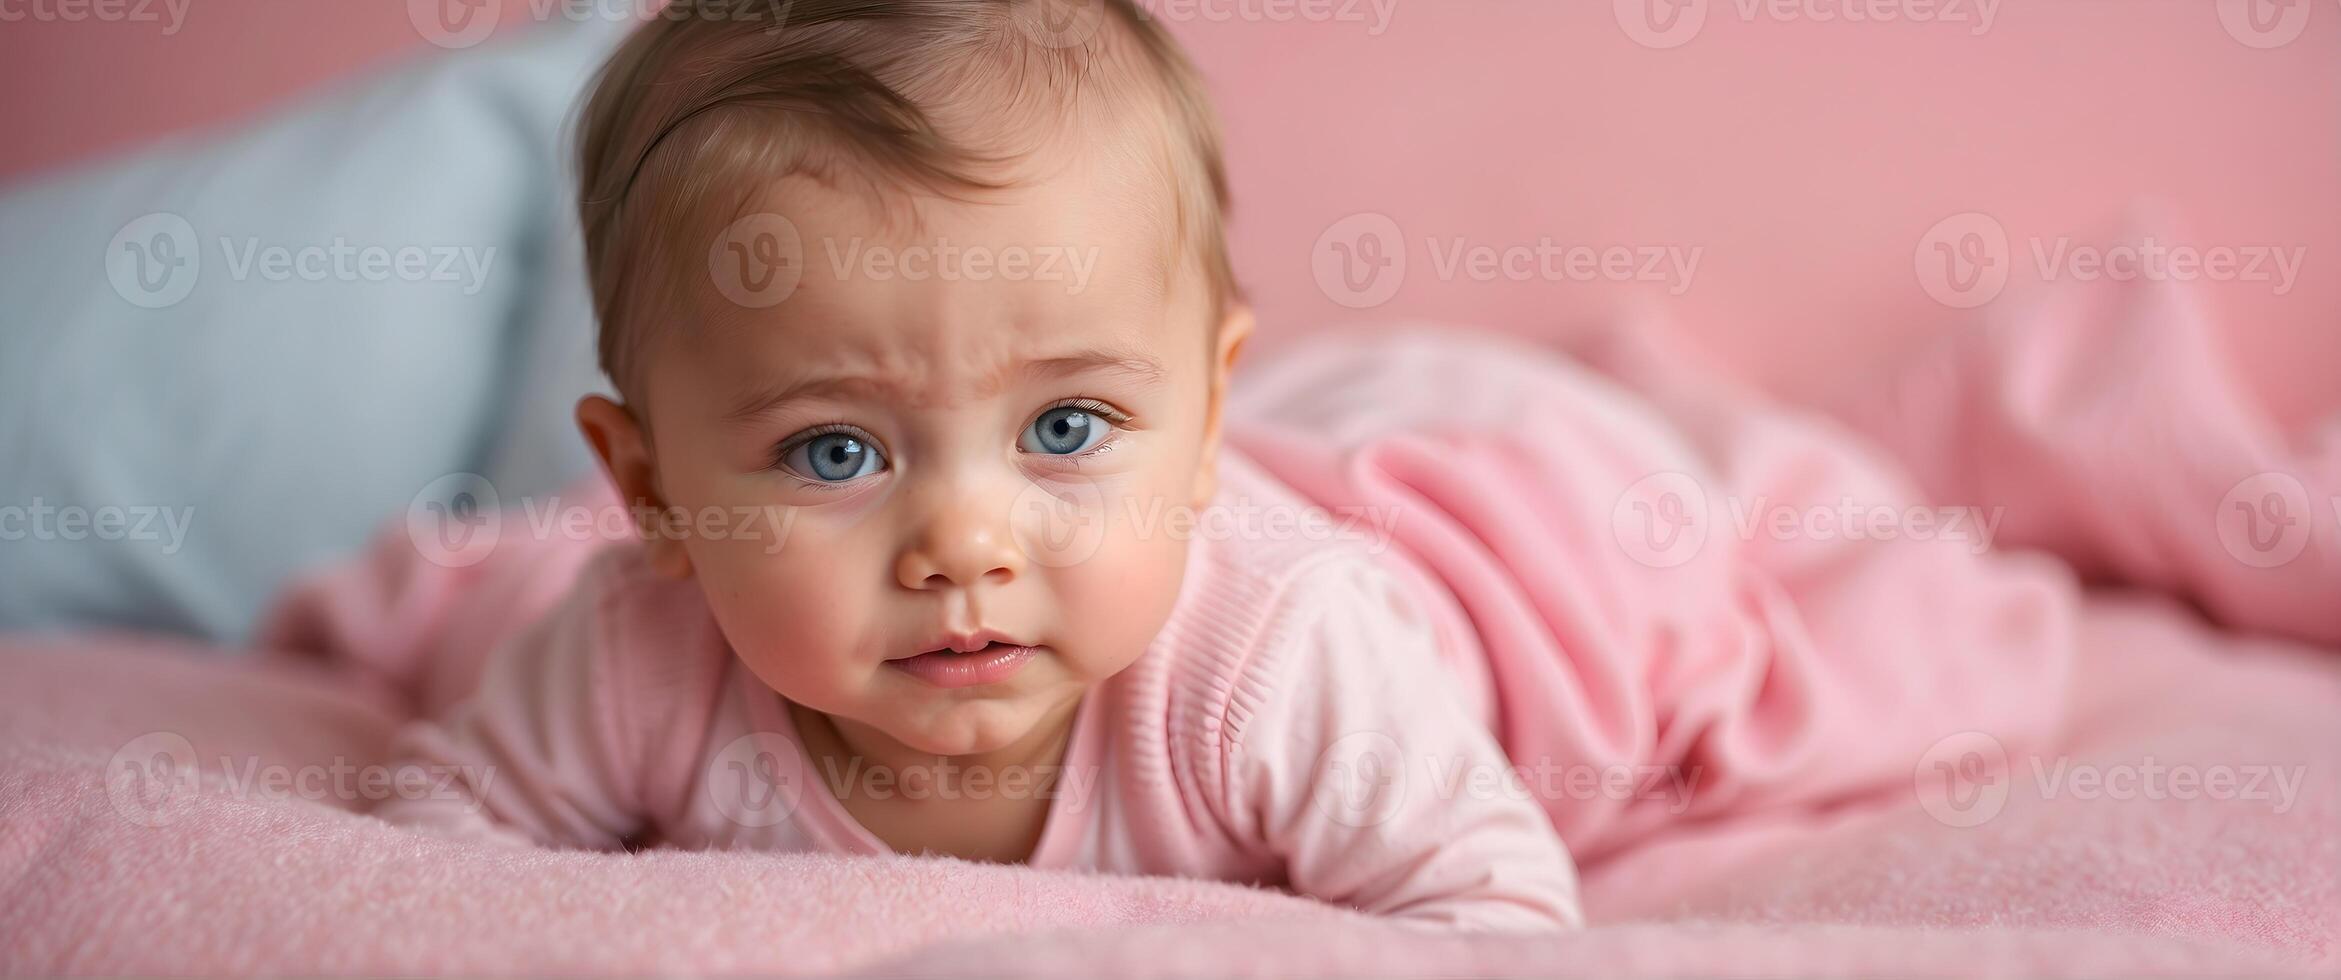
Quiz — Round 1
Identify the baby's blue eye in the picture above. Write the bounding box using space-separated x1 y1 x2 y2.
1020 406 1109 455
781 431 886 482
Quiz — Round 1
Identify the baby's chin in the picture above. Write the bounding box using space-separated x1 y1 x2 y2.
869 690 1073 759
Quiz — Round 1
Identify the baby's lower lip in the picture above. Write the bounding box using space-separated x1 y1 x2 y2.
886 642 1040 689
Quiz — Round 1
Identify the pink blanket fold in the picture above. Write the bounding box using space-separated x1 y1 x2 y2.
4 274 2336 976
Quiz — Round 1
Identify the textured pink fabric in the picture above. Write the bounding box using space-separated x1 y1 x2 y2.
1825 273 2341 648
2 596 2331 976
1229 330 2080 862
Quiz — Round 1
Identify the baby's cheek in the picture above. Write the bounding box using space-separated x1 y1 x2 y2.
694 524 874 698
1048 504 1190 680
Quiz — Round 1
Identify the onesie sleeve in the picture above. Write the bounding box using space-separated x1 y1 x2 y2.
1207 554 1583 931
370 554 655 850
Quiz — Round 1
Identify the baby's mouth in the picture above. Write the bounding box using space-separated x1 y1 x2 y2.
887 641 1041 689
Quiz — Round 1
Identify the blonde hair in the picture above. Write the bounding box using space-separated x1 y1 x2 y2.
575 0 1238 400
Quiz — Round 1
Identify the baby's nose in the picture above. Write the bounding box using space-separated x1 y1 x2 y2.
896 500 1024 591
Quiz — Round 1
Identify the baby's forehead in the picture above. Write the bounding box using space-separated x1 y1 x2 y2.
669 286 1190 422
697 313 1179 417
702 21 1199 301
761 135 1174 290
672 156 1200 407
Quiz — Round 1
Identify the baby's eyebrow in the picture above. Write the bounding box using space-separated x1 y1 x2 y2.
1016 348 1169 390
722 346 1167 425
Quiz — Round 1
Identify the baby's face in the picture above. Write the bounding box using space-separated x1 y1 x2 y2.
595 150 1242 760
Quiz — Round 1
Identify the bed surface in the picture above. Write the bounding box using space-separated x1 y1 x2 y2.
4 592 2332 976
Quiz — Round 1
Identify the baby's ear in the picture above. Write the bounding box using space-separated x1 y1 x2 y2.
576 395 694 579
1191 304 1255 506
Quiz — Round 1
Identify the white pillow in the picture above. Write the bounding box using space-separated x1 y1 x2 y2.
0 19 623 642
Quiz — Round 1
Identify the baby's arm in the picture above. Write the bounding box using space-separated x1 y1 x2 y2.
1214 555 1583 931
373 559 650 849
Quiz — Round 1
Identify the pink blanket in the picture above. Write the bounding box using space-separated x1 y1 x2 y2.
4 277 2335 976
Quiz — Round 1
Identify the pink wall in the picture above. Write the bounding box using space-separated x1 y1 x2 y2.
4 1 2334 419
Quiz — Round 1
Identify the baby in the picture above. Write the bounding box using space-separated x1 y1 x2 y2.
372 0 2099 932
378 0 1584 931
